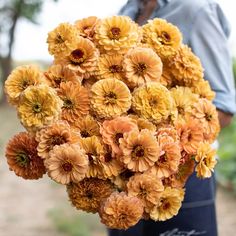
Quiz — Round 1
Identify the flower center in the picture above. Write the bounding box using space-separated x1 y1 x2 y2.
159 154 168 163
51 135 66 147
104 91 117 104
55 34 64 44
137 63 147 74
161 200 171 210
33 103 42 113
177 106 185 115
81 130 90 138
205 113 213 121
109 64 122 73
54 77 63 86
70 49 85 65
160 31 171 45
104 153 112 162
110 27 121 39
16 152 29 167
63 98 74 109
86 191 93 199
114 132 123 144
62 162 73 172
21 80 29 89
132 145 145 159
149 97 158 106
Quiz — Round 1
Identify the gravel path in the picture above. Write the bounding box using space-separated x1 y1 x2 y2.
0 104 235 236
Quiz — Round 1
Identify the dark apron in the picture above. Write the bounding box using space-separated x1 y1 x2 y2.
108 173 217 236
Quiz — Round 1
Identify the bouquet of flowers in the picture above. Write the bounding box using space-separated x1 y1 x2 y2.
4 15 220 229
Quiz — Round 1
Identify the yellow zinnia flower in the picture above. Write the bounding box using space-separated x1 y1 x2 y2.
75 16 100 41
95 16 140 55
171 86 198 123
169 45 204 86
150 187 185 221
47 22 78 58
142 18 182 59
191 79 215 101
123 47 163 88
98 54 124 81
44 64 81 89
132 82 173 124
5 65 45 106
99 192 144 230
54 36 99 75
195 142 217 178
119 129 160 172
57 81 90 124
17 84 62 132
90 78 131 119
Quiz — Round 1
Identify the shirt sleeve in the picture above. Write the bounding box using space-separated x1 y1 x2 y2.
189 2 236 114
118 0 139 20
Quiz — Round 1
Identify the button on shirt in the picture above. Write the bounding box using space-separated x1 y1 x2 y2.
119 0 236 114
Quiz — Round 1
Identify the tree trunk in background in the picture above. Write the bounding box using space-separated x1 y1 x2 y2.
0 2 22 104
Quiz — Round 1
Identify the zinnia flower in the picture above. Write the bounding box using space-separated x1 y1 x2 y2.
169 45 204 86
47 23 78 58
17 84 63 132
99 146 124 178
67 178 114 213
73 115 100 138
44 64 81 88
123 47 162 87
166 155 195 188
45 143 88 184
79 136 105 178
176 119 204 155
57 81 90 124
191 79 215 101
127 173 164 212
150 141 181 178
132 82 173 124
99 192 144 230
98 54 124 80
129 114 156 133
75 16 100 40
100 116 138 156
156 125 179 144
36 120 80 159
142 18 182 59
195 142 217 178
5 132 46 179
5 65 45 106
90 78 131 119
95 16 140 55
150 187 185 221
54 36 99 75
119 129 160 172
171 86 198 123
191 98 220 143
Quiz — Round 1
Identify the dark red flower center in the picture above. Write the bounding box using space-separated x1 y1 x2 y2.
62 162 73 172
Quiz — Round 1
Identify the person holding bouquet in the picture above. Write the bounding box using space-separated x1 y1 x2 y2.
108 0 236 235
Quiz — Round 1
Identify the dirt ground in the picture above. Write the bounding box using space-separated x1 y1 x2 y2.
0 104 236 236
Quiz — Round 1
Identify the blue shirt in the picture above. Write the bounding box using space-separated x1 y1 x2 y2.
119 0 236 114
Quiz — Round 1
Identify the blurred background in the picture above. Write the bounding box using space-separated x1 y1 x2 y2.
0 0 236 235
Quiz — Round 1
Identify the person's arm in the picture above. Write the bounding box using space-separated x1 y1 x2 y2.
189 3 236 128
135 0 157 25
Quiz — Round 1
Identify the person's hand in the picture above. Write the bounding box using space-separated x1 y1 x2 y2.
217 109 233 128
136 0 157 25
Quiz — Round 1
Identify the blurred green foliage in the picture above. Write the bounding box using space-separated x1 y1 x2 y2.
233 58 236 82
217 116 236 194
48 206 106 236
